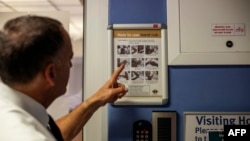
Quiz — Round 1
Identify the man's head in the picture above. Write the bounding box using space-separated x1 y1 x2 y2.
0 15 73 105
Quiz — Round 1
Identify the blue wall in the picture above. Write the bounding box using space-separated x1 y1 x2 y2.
108 0 166 24
108 0 250 141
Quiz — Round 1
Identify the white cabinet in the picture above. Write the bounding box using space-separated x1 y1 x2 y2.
168 0 250 65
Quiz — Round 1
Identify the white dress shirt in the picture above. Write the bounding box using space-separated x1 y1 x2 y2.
0 82 56 141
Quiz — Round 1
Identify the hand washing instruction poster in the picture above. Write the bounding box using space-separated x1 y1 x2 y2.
113 29 162 97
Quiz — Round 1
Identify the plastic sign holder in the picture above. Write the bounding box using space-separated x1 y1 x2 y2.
108 23 168 105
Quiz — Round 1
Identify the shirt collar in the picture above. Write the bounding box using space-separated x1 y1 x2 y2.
0 82 49 127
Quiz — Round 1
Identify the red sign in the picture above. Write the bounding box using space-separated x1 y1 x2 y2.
212 24 245 36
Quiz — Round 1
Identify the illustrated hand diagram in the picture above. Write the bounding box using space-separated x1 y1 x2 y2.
119 71 129 80
131 46 137 54
132 58 142 67
131 71 140 80
145 71 154 80
145 59 158 67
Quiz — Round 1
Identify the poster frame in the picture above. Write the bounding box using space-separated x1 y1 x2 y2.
107 23 168 105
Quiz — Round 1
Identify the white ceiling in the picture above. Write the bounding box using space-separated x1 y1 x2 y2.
0 0 84 41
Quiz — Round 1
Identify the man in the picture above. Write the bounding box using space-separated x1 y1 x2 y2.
0 15 128 141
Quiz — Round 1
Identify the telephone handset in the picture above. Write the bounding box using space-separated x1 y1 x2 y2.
133 120 152 141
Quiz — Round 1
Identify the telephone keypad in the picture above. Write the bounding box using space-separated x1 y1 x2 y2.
133 120 152 141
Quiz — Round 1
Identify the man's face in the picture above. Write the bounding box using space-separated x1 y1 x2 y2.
54 28 73 97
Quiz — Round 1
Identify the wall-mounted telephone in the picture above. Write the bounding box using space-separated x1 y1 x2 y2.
133 120 152 141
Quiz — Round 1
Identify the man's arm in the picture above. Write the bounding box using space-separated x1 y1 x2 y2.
55 64 128 141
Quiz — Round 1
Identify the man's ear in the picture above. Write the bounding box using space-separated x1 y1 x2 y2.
44 63 56 87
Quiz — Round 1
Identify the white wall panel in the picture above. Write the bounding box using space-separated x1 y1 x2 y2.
168 0 250 65
83 0 108 140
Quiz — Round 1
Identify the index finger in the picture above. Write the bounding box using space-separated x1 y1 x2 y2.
111 63 125 81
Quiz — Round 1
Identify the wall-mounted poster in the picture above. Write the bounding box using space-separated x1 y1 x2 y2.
184 112 250 141
108 24 167 105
